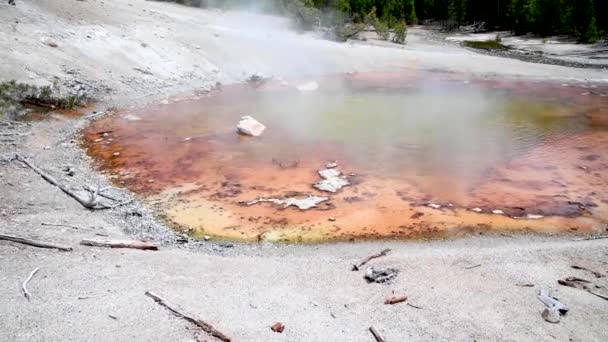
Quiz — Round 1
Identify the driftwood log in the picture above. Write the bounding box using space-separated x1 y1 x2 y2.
384 295 408 305
0 233 73 251
145 291 231 342
270 322 285 333
352 248 391 271
80 239 158 251
15 154 131 210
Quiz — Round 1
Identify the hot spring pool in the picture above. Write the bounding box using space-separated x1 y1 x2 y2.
83 72 608 242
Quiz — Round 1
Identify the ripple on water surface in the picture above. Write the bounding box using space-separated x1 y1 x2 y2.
83 72 608 242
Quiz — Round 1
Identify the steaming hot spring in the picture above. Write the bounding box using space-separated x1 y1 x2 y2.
83 72 608 242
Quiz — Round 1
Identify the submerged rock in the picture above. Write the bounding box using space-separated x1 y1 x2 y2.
296 81 319 92
237 116 266 137
314 167 350 193
364 266 399 284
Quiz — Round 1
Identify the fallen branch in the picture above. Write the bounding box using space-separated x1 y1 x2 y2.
80 239 158 251
15 154 99 209
352 248 391 271
0 233 72 251
15 154 130 210
145 291 231 342
22 267 40 301
407 302 423 309
384 295 408 305
369 326 386 342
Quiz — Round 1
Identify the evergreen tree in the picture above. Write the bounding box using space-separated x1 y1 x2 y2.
448 0 467 25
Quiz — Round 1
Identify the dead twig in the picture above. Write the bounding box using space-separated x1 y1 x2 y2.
369 326 386 342
558 276 608 301
352 248 391 271
384 295 408 305
407 303 423 309
516 283 535 287
145 291 231 342
22 267 40 301
571 265 605 278
41 222 82 230
0 233 72 251
464 264 482 270
587 290 608 301
80 239 158 250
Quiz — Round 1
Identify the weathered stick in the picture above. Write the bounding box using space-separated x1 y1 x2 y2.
369 326 386 342
384 295 408 305
538 289 568 314
22 267 40 301
145 291 231 342
41 222 82 230
80 239 158 251
464 264 482 270
571 265 605 278
352 248 391 271
587 290 608 301
573 235 608 241
0 233 73 251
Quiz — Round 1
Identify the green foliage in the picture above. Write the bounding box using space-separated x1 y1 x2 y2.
0 80 83 120
392 20 407 44
463 39 504 49
374 18 390 40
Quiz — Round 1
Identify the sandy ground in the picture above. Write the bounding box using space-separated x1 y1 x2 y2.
1 1 608 341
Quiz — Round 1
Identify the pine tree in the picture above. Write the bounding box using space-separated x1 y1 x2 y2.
574 0 599 42
448 0 467 25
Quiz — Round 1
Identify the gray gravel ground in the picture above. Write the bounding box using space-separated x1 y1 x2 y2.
1 1 608 341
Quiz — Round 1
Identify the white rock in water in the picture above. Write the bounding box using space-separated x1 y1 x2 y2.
492 209 504 215
314 167 350 193
427 203 441 209
314 177 350 193
471 207 483 213
318 168 341 179
527 214 544 220
296 81 319 92
124 114 142 121
237 116 265 137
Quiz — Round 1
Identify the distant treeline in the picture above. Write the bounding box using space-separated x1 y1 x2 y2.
158 0 606 43
308 0 604 42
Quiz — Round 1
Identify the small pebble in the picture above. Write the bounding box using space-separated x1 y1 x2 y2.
492 209 504 215
112 152 120 156
471 207 483 213
328 217 336 222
